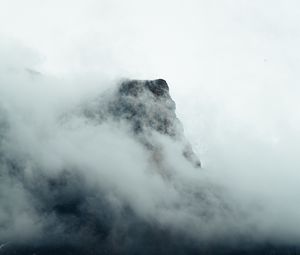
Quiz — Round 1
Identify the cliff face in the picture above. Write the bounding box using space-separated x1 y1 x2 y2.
81 79 201 168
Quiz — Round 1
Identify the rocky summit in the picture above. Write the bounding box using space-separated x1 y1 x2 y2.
81 78 201 168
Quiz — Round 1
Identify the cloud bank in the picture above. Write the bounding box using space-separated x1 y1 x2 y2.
0 1 300 254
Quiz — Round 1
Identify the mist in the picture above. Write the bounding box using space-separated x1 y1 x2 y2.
0 0 300 254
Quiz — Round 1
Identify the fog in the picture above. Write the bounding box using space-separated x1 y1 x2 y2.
0 0 300 253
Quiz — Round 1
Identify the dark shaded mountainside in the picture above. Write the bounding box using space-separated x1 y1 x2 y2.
0 79 300 255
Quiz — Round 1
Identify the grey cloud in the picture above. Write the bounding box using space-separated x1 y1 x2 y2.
0 1 300 253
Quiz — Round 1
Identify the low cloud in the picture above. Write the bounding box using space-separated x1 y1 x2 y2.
0 18 300 253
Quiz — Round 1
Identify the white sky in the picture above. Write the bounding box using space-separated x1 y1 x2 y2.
1 0 299 158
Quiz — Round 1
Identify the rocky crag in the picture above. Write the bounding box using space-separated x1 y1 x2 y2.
80 78 201 168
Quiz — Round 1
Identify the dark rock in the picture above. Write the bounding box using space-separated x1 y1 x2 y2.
81 79 201 168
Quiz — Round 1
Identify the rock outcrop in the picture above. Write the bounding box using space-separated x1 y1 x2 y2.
81 78 201 168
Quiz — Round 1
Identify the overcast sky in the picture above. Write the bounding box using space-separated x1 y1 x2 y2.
1 0 299 125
